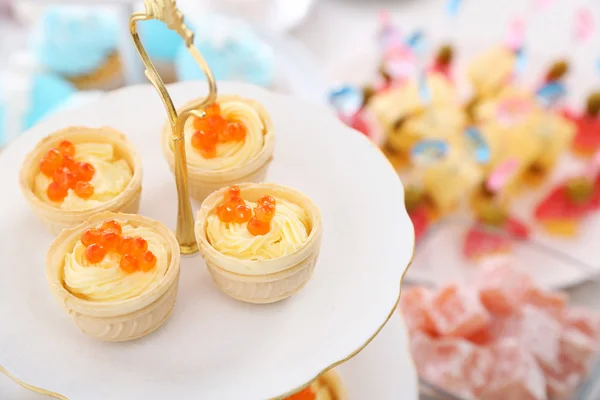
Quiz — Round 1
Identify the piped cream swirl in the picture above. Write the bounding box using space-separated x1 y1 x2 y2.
206 197 309 261
33 142 132 210
184 99 265 171
64 224 170 302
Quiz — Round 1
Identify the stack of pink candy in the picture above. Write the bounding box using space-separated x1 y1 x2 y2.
400 265 600 399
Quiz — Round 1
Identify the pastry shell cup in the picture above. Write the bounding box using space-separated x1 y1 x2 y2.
45 212 181 342
161 94 275 202
317 369 348 400
19 126 143 235
195 183 322 304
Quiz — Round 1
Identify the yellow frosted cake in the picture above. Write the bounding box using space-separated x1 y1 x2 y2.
474 87 575 187
472 88 544 191
468 46 516 99
367 73 463 165
522 110 575 185
421 146 484 215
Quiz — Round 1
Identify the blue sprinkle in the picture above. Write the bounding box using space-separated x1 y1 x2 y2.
411 139 449 165
536 82 566 108
328 84 364 116
515 47 527 75
418 71 431 104
446 0 463 17
405 31 427 56
465 127 490 164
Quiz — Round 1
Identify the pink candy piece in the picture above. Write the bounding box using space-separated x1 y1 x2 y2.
403 265 600 399
519 305 562 371
482 339 547 400
563 307 600 340
490 314 522 341
544 351 588 400
474 264 534 315
546 372 582 400
400 286 437 334
411 334 493 398
560 328 598 369
465 345 495 395
523 287 568 319
465 313 521 346
429 285 491 337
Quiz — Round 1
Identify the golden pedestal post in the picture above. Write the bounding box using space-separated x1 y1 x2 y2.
129 0 218 254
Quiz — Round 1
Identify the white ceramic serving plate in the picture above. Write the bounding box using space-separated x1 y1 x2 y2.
0 81 414 399
2 316 420 400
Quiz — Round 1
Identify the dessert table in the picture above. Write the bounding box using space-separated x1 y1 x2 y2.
2 0 599 399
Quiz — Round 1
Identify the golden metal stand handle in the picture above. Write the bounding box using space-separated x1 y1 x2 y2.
129 0 218 254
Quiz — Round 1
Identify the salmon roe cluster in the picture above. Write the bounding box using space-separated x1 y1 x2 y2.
216 186 277 236
286 386 315 400
191 103 247 158
39 140 96 202
81 219 157 273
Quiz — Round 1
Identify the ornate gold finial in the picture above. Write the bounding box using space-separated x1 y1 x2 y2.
130 0 218 254
142 0 194 45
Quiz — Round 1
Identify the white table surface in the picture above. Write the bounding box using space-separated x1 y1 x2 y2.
293 0 600 83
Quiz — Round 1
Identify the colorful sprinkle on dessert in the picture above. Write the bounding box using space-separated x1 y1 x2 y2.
81 220 157 273
191 102 248 158
39 140 96 202
216 186 278 236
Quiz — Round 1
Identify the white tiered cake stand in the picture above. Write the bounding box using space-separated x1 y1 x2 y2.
0 81 415 399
